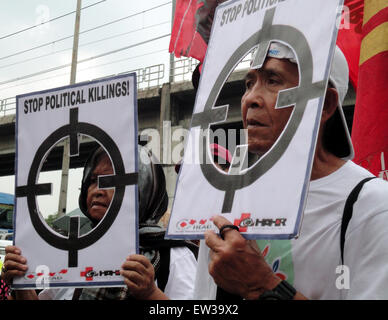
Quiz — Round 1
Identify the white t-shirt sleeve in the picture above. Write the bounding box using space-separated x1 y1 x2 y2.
163 246 197 300
343 179 388 299
193 240 217 300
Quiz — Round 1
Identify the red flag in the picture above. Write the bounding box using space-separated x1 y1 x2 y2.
351 1 388 179
169 0 227 62
337 0 364 89
169 0 366 87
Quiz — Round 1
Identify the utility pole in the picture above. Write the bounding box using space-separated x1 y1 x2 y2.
160 1 176 163
169 0 176 83
57 0 82 218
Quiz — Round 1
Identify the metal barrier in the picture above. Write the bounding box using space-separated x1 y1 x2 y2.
0 97 16 117
170 51 253 84
123 64 165 90
171 57 199 83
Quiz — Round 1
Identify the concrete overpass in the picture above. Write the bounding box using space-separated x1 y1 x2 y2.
0 68 356 206
0 69 250 174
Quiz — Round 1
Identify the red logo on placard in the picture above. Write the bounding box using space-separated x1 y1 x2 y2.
234 213 251 232
24 269 68 281
80 267 95 281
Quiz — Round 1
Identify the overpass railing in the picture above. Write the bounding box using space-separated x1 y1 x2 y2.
0 98 16 117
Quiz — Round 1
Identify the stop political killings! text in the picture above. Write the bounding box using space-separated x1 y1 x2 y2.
220 0 286 26
23 80 131 114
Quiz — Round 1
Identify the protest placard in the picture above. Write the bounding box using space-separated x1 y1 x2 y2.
13 73 138 289
167 0 344 239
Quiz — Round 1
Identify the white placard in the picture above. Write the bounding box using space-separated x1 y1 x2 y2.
167 0 343 239
13 73 138 289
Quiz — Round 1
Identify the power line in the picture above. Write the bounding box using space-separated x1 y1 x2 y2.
0 36 73 62
81 48 167 72
0 49 169 99
0 21 170 70
79 1 171 36
1 48 168 91
0 0 107 40
0 1 171 61
0 34 170 86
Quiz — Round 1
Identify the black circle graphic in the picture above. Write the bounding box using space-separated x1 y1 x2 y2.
27 122 125 250
192 10 326 212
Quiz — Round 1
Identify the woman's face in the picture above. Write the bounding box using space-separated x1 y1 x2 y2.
86 154 114 221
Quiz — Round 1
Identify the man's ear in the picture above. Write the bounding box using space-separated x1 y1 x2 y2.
322 87 338 123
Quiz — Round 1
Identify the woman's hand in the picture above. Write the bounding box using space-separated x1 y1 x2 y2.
120 254 168 300
1 246 28 285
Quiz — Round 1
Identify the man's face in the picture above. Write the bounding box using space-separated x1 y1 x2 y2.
241 57 299 155
86 154 114 221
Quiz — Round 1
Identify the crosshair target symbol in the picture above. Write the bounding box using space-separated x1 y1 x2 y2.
190 8 327 213
16 107 138 268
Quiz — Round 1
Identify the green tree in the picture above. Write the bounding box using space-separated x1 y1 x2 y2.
45 213 59 228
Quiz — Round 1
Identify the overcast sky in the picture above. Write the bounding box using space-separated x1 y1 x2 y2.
0 0 173 218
